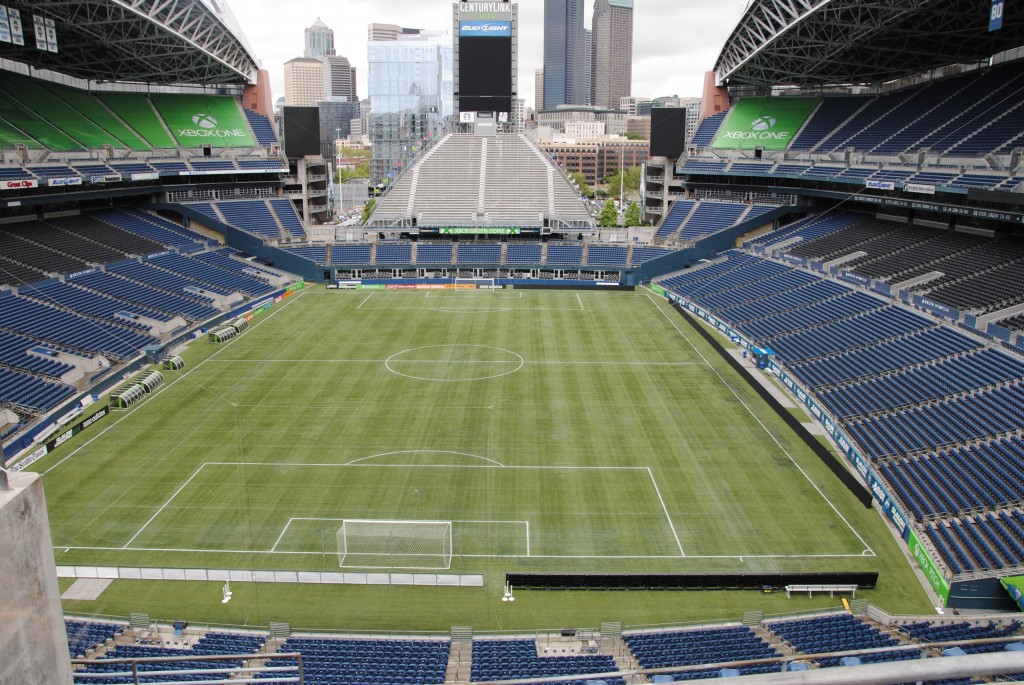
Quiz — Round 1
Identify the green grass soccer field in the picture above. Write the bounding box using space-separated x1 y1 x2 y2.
42 288 933 630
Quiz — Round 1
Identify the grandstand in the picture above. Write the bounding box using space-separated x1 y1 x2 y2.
4 0 1024 682
365 133 594 230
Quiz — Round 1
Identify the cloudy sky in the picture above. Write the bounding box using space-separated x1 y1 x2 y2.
228 0 749 109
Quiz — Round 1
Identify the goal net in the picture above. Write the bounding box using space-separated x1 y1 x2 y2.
454 277 497 290
337 519 453 569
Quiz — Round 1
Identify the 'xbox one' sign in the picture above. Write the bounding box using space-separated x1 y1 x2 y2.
720 114 791 141
177 112 247 139
712 98 818 151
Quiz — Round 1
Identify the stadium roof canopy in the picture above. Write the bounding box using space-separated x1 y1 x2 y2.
0 0 260 85
715 0 1024 88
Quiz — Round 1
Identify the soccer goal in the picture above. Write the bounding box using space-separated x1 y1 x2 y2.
454 277 497 290
337 519 453 569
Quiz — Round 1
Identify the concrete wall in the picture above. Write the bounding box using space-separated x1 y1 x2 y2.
0 472 73 684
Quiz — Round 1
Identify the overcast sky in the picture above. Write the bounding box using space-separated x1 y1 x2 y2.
229 0 749 110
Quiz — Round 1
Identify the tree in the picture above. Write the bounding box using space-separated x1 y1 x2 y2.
624 202 641 227
569 171 593 198
603 166 643 201
360 198 376 225
598 199 619 227
336 161 370 183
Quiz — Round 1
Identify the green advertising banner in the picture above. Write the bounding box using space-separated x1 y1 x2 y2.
650 283 667 297
439 227 521 235
286 282 307 293
712 97 819 151
356 284 387 290
151 94 255 149
1001 576 1024 611
908 529 951 603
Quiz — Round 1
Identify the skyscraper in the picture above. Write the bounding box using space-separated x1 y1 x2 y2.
367 29 453 186
284 57 324 106
543 0 585 110
322 54 357 101
304 17 335 59
591 0 633 109
535 68 544 112
583 28 592 106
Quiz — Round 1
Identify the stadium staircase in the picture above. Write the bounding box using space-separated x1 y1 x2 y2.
447 633 473 683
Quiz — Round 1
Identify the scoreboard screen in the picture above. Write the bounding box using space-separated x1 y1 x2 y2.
459 36 513 114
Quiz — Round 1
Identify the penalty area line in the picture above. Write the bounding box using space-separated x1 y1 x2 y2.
122 464 208 549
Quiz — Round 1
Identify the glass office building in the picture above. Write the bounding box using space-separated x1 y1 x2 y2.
367 30 453 186
543 0 586 110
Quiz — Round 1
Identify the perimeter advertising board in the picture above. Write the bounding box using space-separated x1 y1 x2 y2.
712 98 819 151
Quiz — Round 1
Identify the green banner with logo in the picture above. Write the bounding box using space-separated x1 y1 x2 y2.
712 97 819 151
908 529 950 603
439 227 521 235
650 283 666 297
286 282 307 293
151 94 255 148
356 284 387 290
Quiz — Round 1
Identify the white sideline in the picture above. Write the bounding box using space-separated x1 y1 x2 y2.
644 291 876 557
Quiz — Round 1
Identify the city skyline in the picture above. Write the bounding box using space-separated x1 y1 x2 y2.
231 0 746 110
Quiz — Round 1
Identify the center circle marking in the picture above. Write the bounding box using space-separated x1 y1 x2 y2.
385 344 524 382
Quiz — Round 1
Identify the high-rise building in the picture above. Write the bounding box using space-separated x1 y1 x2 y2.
304 17 335 59
535 68 544 112
681 97 702 144
367 29 453 186
284 57 325 106
368 23 422 41
591 0 633 109
543 0 585 109
584 28 592 106
322 54 357 101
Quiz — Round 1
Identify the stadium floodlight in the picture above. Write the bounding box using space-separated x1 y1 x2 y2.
337 519 453 570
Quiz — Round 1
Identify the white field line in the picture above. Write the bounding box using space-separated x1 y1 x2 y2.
40 288 309 477
576 293 585 311
647 467 685 557
122 462 667 556
122 464 208 549
271 517 531 555
55 545 872 560
205 358 705 367
644 291 875 556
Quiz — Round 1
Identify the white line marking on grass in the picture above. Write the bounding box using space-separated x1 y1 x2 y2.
647 467 685 557
270 518 295 552
207 461 648 471
40 289 309 477
342 450 506 467
644 292 876 557
122 464 208 549
271 517 531 555
53 545 871 560
357 293 374 309
576 293 585 311
206 358 704 367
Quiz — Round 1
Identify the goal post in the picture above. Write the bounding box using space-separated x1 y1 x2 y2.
453 277 498 290
337 519 453 569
